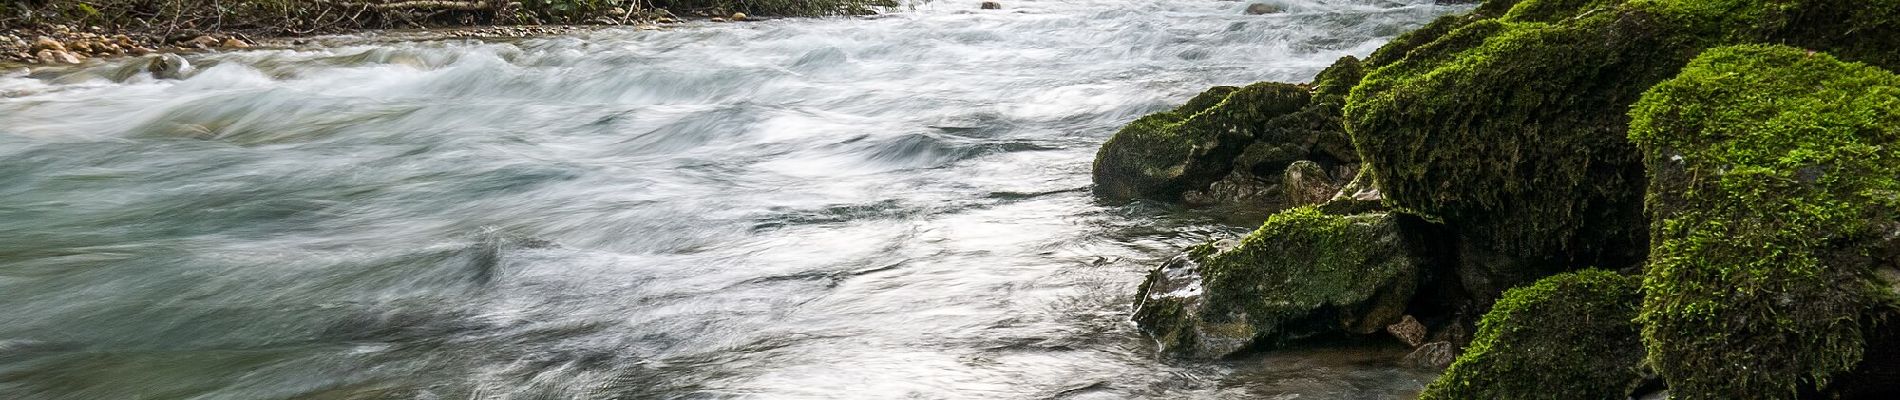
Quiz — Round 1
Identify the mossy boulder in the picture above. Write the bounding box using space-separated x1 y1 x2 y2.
1132 207 1425 358
1093 83 1308 202
1342 0 1900 302
1420 269 1645 400
1629 44 1900 398
1096 56 1367 210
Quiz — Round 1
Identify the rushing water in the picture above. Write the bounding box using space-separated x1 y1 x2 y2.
0 1 1460 398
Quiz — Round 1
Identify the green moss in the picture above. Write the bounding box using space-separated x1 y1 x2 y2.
1132 207 1424 357
1198 207 1420 345
1629 44 1900 399
1311 56 1365 107
1421 269 1645 400
1501 0 1623 22
1342 0 1900 301
1093 83 1310 201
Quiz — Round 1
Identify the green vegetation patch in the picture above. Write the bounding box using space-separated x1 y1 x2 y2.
1421 269 1645 400
1629 44 1900 398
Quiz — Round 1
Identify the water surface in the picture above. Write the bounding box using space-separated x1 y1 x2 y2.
0 1 1459 398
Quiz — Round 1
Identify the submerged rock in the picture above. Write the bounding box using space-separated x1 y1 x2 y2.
980 1 1001 10
1132 207 1424 358
1421 269 1645 400
1244 3 1282 15
146 54 191 80
1630 44 1900 398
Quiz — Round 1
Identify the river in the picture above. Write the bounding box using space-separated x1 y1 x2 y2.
0 1 1459 398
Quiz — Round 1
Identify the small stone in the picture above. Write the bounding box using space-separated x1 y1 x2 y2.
980 1 1001 9
37 49 81 65
183 35 219 49
147 53 191 79
711 17 728 22
32 37 66 52
1405 341 1456 369
1386 315 1427 348
222 38 249 49
731 12 748 21
608 7 627 15
1245 3 1283 14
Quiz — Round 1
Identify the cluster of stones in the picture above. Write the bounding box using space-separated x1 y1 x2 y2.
1 25 253 66
1100 0 1900 398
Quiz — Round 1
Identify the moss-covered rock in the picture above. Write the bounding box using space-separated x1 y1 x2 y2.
1342 0 1900 302
1132 207 1424 358
1629 44 1900 398
1420 269 1645 400
1093 83 1307 202
1096 56 1368 210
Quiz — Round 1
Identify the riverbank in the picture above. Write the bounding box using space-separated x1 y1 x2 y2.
1 0 895 65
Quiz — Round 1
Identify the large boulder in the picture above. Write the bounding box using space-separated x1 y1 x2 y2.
1420 269 1645 400
1342 0 1900 303
1132 207 1425 358
1096 56 1366 210
1093 83 1305 202
1630 44 1900 398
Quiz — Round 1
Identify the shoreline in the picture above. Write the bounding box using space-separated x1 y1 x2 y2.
1 0 892 68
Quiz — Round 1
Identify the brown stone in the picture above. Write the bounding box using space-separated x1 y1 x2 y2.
222 38 250 49
981 1 1002 9
1386 315 1427 347
32 37 66 52
36 49 81 65
731 12 748 21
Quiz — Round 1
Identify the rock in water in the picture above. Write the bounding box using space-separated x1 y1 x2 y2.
1093 83 1307 202
1631 44 1900 398
1132 207 1425 358
1420 270 1645 399
146 54 191 80
221 38 249 49
1101 56 1363 211
731 12 748 21
1245 3 1281 15
980 1 1001 9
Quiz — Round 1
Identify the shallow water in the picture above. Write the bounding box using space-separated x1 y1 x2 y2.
0 1 1460 398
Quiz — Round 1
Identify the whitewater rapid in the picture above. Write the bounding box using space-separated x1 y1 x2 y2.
0 1 1460 398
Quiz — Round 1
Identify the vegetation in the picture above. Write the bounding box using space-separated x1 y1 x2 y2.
1132 206 1422 357
1421 269 1645 400
1629 44 1900 398
1093 56 1366 209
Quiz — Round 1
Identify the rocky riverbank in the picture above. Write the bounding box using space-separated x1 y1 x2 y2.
0 0 894 66
1100 0 1900 398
